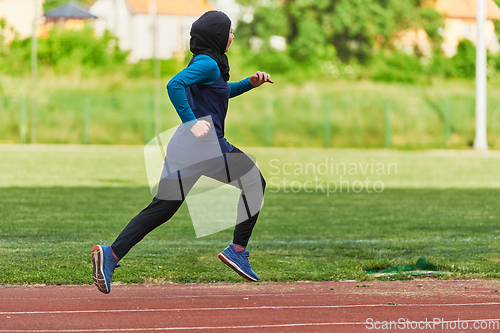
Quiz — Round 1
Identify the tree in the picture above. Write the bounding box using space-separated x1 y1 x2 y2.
235 0 444 64
43 0 95 13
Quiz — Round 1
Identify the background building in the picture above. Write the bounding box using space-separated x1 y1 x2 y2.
90 0 213 62
43 2 97 35
397 0 500 57
437 0 500 56
0 0 43 40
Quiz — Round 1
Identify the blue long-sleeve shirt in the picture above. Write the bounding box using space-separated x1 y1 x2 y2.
166 55 254 152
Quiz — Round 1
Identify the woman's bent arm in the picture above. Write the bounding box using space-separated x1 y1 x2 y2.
166 55 220 127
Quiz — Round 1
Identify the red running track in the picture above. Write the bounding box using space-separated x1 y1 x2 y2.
1 280 500 332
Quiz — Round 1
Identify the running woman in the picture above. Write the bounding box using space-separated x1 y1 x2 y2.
92 10 273 294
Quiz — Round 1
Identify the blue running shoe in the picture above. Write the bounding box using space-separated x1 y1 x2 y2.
218 245 259 282
92 245 120 294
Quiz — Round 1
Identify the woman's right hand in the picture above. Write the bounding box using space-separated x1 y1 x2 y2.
190 120 212 138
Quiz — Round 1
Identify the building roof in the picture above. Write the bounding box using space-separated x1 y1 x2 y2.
125 0 213 16
44 2 97 19
436 0 500 20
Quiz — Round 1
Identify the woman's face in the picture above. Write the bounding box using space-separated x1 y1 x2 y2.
225 26 234 53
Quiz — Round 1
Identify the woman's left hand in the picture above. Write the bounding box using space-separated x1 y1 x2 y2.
250 71 274 88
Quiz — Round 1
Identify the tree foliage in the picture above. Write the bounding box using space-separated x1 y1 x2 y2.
0 23 129 75
0 20 185 78
235 0 444 65
233 0 500 83
43 0 95 13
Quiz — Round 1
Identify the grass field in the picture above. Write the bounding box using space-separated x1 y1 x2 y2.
1 145 499 285
1 75 500 149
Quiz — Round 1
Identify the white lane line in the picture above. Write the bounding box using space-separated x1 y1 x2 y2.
0 289 495 301
0 289 493 301
0 293 301 301
1 302 500 315
1 319 500 332
3 235 500 247
0 322 362 332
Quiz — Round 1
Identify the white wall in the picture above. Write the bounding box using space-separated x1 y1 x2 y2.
91 0 201 62
91 0 114 36
209 0 241 26
90 0 133 52
442 18 500 56
156 14 196 59
130 14 199 61
0 0 44 39
130 13 151 60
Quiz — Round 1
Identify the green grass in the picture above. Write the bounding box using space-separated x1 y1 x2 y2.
1 145 499 188
1 187 499 284
1 75 500 149
1 145 499 285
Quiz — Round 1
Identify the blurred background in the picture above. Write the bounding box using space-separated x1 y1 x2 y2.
1 1 500 285
0 0 499 149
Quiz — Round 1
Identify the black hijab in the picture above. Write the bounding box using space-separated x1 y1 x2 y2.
190 10 231 81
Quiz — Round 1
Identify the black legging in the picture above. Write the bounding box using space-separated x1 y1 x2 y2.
111 147 266 260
